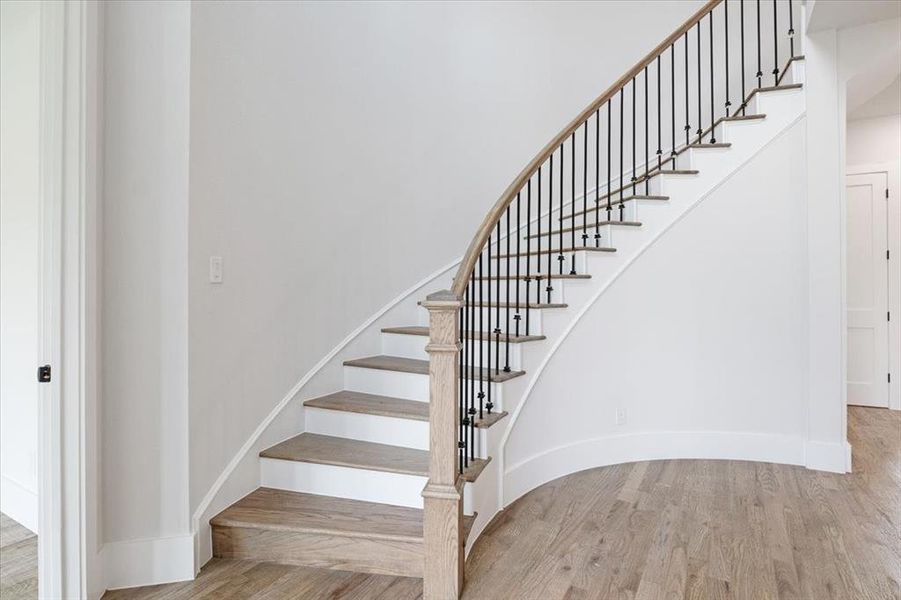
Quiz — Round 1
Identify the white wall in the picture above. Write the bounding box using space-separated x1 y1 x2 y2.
0 0 41 534
101 0 194 586
504 119 810 498
847 114 901 165
187 0 706 518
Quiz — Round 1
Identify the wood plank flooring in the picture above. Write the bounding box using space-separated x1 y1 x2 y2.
0 512 38 599
103 406 900 599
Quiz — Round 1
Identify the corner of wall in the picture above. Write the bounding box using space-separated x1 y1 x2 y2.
100 535 195 593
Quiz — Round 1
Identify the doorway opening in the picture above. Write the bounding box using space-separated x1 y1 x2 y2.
845 61 901 412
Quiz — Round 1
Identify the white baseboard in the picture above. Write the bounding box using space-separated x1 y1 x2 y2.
102 534 194 591
503 430 808 506
805 440 851 473
0 474 38 534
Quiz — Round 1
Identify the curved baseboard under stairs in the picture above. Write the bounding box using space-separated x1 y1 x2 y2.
210 60 806 579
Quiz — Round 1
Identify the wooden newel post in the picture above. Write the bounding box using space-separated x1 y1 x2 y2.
421 289 464 600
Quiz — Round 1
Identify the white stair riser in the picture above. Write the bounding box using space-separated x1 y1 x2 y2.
790 60 805 85
685 146 732 174
487 250 605 279
260 458 476 513
418 305 547 334
382 332 524 369
471 276 567 304
260 458 426 508
344 365 505 407
648 172 702 197
305 407 430 450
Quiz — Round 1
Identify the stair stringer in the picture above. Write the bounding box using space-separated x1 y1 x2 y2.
461 88 807 552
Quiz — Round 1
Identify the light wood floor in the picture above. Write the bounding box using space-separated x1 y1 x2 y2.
104 406 899 599
0 512 38 599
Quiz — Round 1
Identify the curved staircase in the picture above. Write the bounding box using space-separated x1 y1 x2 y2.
209 1 806 597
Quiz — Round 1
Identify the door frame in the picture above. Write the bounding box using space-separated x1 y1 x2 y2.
847 161 901 411
38 1 102 597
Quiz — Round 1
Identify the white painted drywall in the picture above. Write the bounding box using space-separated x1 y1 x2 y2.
504 119 809 498
101 0 192 563
186 0 708 518
802 16 901 466
847 114 901 164
0 0 41 534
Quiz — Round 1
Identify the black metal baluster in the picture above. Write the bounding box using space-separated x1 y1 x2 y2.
632 77 637 192
685 31 690 147
583 120 588 249
458 301 464 473
472 269 477 461
548 149 554 303
772 0 779 84
515 192 521 337
595 109 601 246
697 21 703 140
756 0 762 88
504 207 511 372
561 139 567 275
726 0 732 117
494 221 501 383
671 44 676 167
525 180 531 333
485 237 490 420
464 280 472 469
656 56 662 170
788 0 795 59
569 132 576 274
709 11 717 144
607 101 612 221
535 166 542 306
741 0 747 114
645 66 650 194
619 87 624 221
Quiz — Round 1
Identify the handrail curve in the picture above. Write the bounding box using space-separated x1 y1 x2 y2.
451 0 722 296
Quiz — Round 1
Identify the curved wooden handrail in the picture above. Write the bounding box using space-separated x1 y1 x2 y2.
451 0 722 297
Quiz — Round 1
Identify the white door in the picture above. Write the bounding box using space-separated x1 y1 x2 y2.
846 172 889 408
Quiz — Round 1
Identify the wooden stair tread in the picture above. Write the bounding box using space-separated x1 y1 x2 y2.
688 142 732 148
304 390 507 429
261 433 429 476
472 273 591 282
382 325 545 343
525 220 642 240
261 433 491 482
720 113 765 122
420 300 568 309
211 487 478 544
494 246 616 259
211 488 426 542
344 355 525 383
304 391 429 422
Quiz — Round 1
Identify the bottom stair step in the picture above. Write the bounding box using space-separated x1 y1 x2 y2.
211 488 475 577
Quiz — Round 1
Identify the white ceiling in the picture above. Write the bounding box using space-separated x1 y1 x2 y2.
808 0 901 33
849 74 901 120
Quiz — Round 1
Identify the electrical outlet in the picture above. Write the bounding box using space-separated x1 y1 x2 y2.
615 407 627 426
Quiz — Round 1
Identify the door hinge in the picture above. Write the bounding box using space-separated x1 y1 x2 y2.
887 188 891 199
889 312 892 322
889 373 892 384
37 364 51 383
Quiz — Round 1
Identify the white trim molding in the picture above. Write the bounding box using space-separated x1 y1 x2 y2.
38 1 103 597
504 431 809 506
102 535 195 592
0 475 39 534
